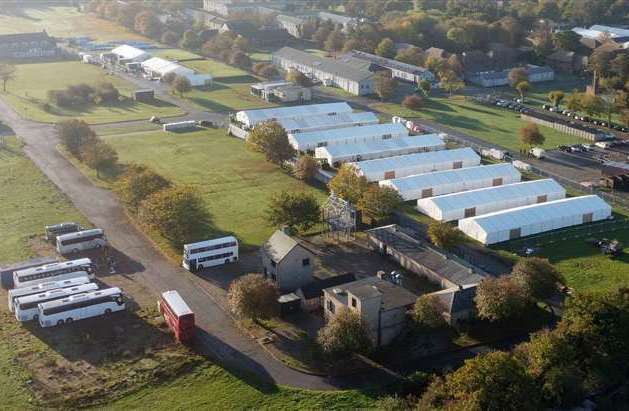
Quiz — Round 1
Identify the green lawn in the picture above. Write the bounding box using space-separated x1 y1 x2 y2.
104 364 376 410
0 6 148 42
1 61 182 124
183 58 249 78
152 48 204 62
103 129 327 250
372 96 589 152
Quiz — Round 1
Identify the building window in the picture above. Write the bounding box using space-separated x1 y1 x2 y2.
327 300 335 313
302 258 310 267
351 297 357 308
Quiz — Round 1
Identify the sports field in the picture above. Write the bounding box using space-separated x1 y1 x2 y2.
0 61 182 124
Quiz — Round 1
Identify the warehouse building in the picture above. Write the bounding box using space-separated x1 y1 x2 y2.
316 135 445 166
278 111 378 134
458 195 612 245
416 179 566 222
141 57 212 87
0 31 58 60
380 163 521 201
289 123 408 152
111 44 150 64
272 47 375 96
344 50 436 84
351 147 479 182
235 102 352 129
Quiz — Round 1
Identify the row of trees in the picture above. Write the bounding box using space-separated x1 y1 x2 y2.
57 120 118 178
48 82 120 108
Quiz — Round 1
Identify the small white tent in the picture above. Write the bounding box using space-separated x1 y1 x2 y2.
379 163 521 201
458 195 612 244
416 179 566 221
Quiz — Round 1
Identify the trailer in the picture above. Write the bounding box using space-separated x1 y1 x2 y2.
163 120 197 132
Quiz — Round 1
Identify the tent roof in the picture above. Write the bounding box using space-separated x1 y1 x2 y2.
352 146 476 174
419 179 565 212
111 44 148 60
318 134 443 159
291 123 407 146
279 111 378 132
459 195 611 233
384 163 520 192
239 102 352 125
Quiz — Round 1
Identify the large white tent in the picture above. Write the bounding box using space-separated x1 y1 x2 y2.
111 44 150 63
290 123 409 151
278 111 378 134
236 102 352 128
315 134 445 166
141 57 212 87
351 147 479 182
458 195 612 244
417 179 566 222
380 163 521 201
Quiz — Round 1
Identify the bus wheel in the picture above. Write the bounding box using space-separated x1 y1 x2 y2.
198 265 203 270
105 308 112 315
57 319 64 326
66 317 73 323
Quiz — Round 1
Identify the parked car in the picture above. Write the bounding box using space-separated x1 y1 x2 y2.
197 120 214 128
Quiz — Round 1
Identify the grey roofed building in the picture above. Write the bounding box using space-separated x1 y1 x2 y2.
343 50 436 84
273 47 374 82
261 229 315 292
429 284 477 325
296 273 356 311
324 276 417 311
0 31 58 60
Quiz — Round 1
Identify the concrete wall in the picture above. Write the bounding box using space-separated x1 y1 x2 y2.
520 113 601 141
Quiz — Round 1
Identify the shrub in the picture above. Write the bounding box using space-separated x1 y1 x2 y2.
317 308 372 359
57 119 98 158
402 94 423 111
228 274 279 321
115 165 171 210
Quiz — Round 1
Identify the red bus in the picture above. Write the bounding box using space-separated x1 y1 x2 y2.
158 290 195 342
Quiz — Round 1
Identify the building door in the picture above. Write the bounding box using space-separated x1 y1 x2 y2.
509 228 521 240
421 188 433 198
464 207 476 218
583 213 593 223
492 178 503 186
453 161 463 169
537 195 547 203
384 170 396 179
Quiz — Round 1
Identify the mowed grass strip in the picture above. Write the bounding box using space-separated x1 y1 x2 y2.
103 129 327 249
1 61 183 124
372 96 589 152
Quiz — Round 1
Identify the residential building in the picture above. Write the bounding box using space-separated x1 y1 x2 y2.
546 49 587 74
277 14 308 38
295 273 356 311
428 285 477 326
261 230 315 292
467 64 554 87
185 8 227 30
323 276 417 347
272 47 375 96
343 50 436 84
317 11 357 32
203 0 290 17
0 31 58 60
219 20 290 46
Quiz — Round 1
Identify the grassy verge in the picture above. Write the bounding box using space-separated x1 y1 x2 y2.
0 61 182 124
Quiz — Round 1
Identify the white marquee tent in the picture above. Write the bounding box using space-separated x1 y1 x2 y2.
315 134 444 166
351 147 479 182
290 123 409 151
278 111 378 134
380 163 521 201
141 57 212 87
458 195 612 244
111 44 150 63
236 102 352 128
417 179 566 221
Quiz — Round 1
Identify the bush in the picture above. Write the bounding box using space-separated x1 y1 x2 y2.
266 190 320 232
228 274 279 321
413 294 447 329
115 165 171 210
246 120 296 164
81 139 118 177
57 119 98 158
292 155 318 181
427 221 464 250
48 82 120 107
253 62 279 78
317 308 372 359
402 94 423 110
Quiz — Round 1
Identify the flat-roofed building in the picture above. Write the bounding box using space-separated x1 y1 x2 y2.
289 123 408 152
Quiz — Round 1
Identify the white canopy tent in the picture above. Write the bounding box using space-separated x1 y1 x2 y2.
235 102 352 128
417 179 566 222
458 195 612 245
315 134 444 166
278 111 378 135
290 123 409 151
111 44 150 63
380 163 521 201
141 57 212 87
351 147 479 182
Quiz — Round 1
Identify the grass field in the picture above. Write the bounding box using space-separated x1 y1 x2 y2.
152 48 205 62
1 61 182 124
0 7 147 42
103 129 327 250
372 96 589 152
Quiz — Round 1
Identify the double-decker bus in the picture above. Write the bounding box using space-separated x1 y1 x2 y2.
56 229 107 255
38 287 126 328
182 236 238 271
158 290 195 342
14 283 98 322
45 222 81 241
7 274 91 312
13 258 95 288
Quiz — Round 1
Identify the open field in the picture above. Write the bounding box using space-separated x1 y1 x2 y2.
152 48 205 62
492 74 589 107
0 7 148 42
0 61 182 124
372 96 589 152
102 128 327 251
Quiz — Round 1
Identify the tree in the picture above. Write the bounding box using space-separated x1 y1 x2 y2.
324 29 345 54
171 75 192 97
395 47 424 66
427 221 464 250
402 94 423 110
312 26 332 46
446 54 464 76
508 67 529 86
230 50 251 70
375 38 396 58
621 109 629 128
115 165 171 210
162 72 177 85
266 191 320 232
228 274 279 322
475 276 529 322
246 121 296 165
513 257 564 302
0 63 16 92
233 36 250 53
357 185 403 225
292 155 318 181
580 93 604 117
520 122 545 148
161 30 180 46
515 81 530 100
317 308 372 359
81 140 118 178
439 70 464 96
413 294 446 329
285 69 310 87
180 29 201 50
57 119 97 158
565 91 582 111
548 90 565 107
253 62 278 79
610 53 629 79
134 10 162 38
553 30 582 52
373 71 397 101
138 185 208 247
589 48 614 77
418 79 431 96
328 164 369 204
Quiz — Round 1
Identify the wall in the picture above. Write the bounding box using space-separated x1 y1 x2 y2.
520 113 600 141
262 246 313 292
